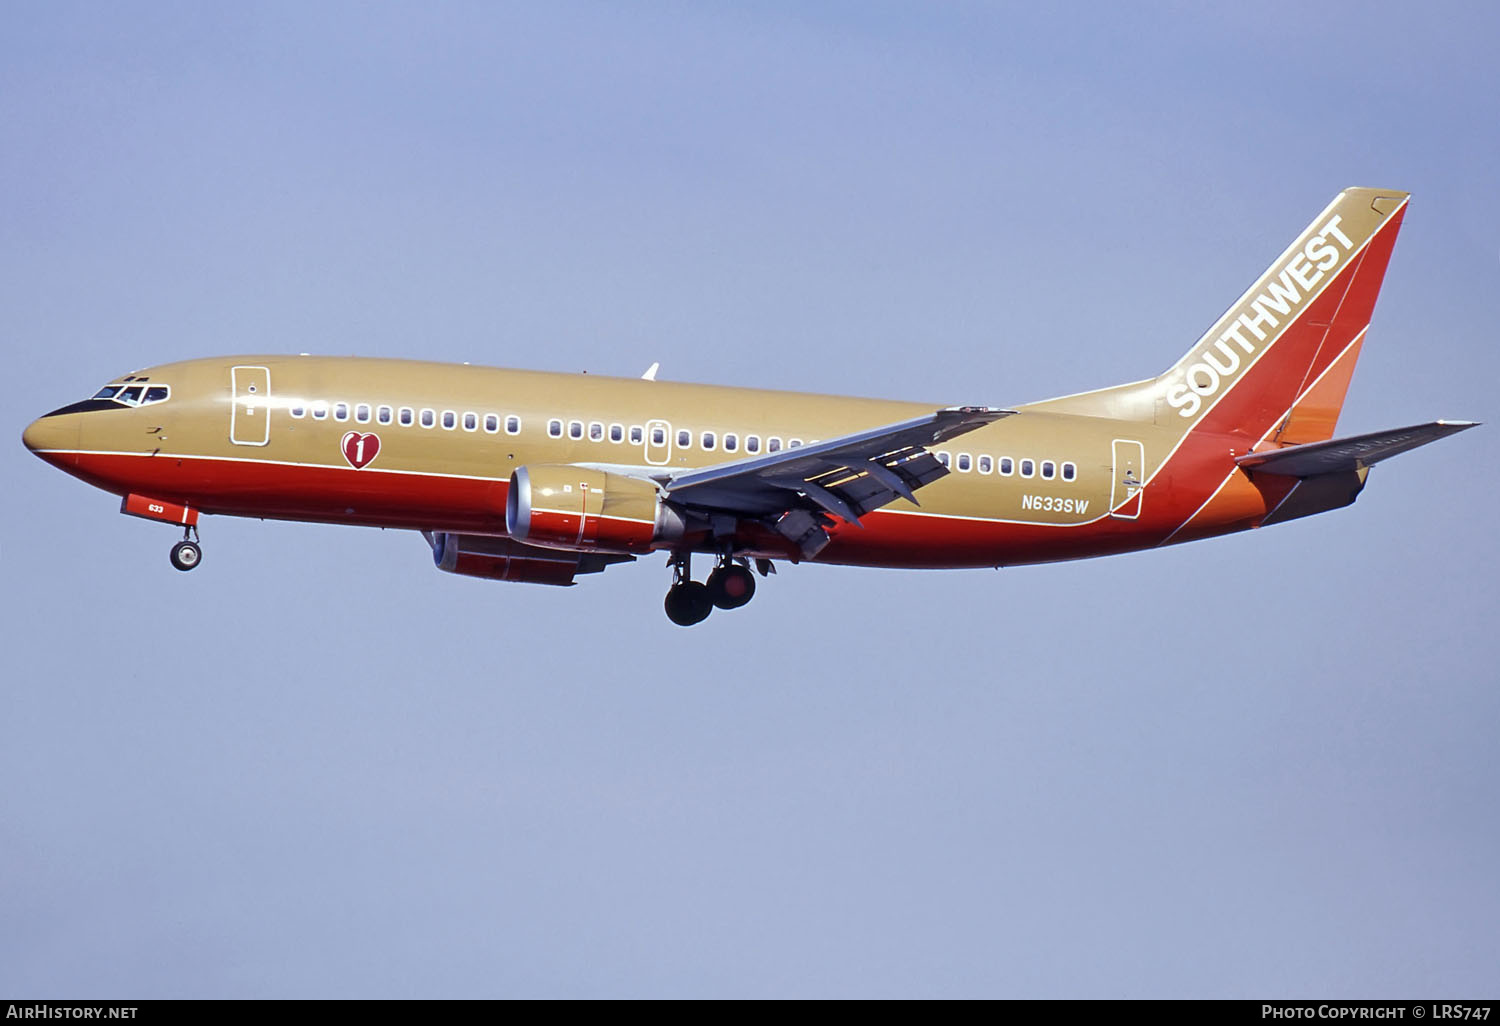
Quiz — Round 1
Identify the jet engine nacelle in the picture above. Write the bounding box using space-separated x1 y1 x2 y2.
506 465 685 553
427 531 630 587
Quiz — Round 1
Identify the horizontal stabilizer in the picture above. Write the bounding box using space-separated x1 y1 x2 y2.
1236 420 1478 478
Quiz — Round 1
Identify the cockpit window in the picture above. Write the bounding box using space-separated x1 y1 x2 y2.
89 382 171 407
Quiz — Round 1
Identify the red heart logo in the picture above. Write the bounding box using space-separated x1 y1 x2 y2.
341 431 381 470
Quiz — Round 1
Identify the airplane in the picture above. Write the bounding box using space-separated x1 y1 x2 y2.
21 187 1477 625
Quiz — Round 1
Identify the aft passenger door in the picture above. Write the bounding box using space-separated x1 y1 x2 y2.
1110 438 1144 519
230 365 271 446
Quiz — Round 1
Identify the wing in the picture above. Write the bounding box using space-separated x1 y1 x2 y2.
1235 420 1478 477
666 406 1013 559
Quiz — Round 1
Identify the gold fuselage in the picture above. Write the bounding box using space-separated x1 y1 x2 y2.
25 354 1214 569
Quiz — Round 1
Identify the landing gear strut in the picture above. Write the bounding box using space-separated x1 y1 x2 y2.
169 525 202 572
664 552 712 627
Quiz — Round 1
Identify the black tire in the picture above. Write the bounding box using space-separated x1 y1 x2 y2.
706 564 756 609
169 540 202 572
664 581 713 626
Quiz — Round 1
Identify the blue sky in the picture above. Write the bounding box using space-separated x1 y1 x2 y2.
4 1 1497 997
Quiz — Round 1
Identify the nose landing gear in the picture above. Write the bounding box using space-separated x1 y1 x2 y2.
169 525 202 572
120 495 204 573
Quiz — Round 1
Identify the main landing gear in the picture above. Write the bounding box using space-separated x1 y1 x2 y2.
663 553 764 626
169 525 202 572
706 561 755 609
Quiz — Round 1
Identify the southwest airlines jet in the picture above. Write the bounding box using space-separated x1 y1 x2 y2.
22 188 1476 625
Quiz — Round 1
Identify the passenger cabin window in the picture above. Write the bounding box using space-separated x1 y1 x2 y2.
399 407 414 426
377 405 393 425
1020 459 1035 478
629 425 643 444
420 409 436 428
701 431 716 451
569 420 584 440
355 404 371 423
677 429 691 448
335 403 349 421
506 416 522 435
609 423 623 443
651 425 666 445
768 437 782 453
441 410 457 430
548 419 563 438
312 401 329 420
463 412 478 432
1041 460 1055 480
747 435 761 454
483 414 499 433
937 451 950 467
1062 462 1076 481
999 457 1013 476
290 404 306 419
957 453 972 472
724 433 738 453
789 438 803 448
978 455 992 474
589 422 603 441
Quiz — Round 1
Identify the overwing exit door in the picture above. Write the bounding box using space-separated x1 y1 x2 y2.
644 419 671 466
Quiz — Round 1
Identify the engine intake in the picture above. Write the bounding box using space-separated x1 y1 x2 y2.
506 465 684 553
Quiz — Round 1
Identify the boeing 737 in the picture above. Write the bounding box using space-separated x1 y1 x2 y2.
22 188 1477 624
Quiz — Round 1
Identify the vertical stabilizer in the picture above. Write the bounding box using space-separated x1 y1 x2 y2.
1026 188 1409 449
